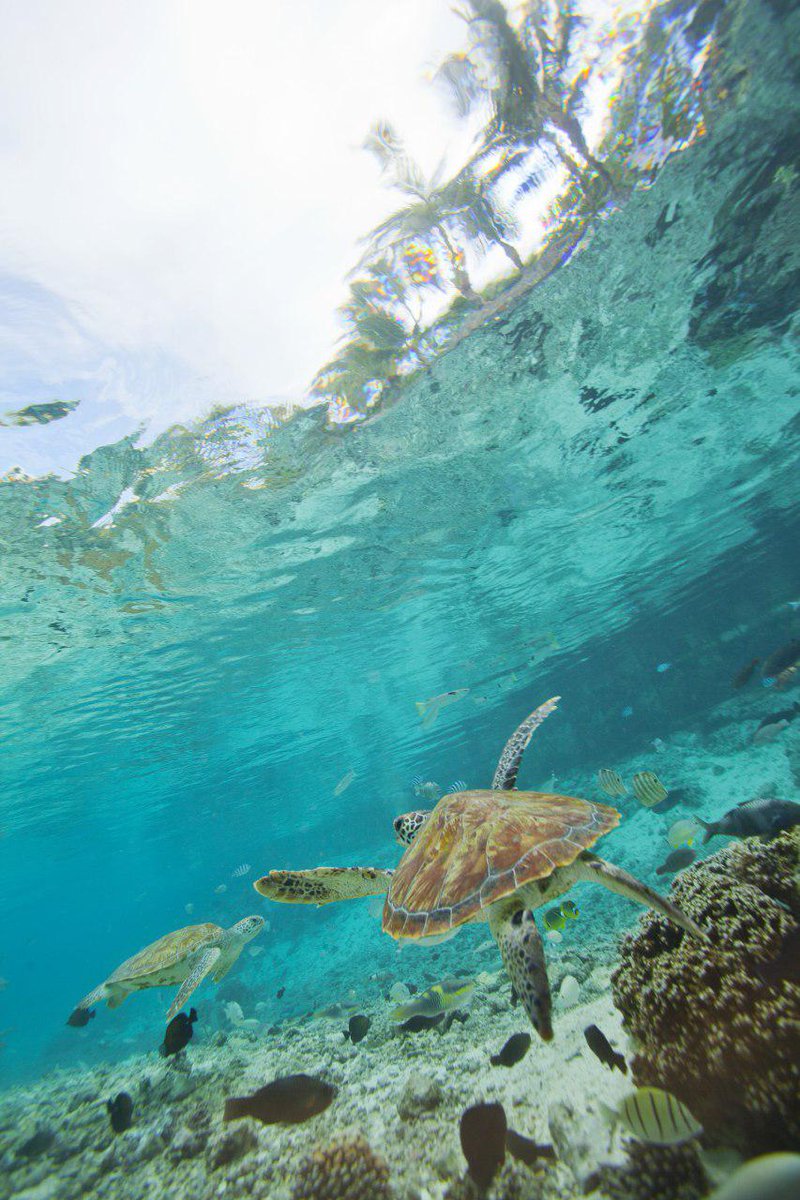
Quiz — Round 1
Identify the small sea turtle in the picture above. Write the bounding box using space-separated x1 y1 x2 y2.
255 699 703 1040
72 916 264 1023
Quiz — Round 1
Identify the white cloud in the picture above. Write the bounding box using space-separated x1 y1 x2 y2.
0 0 465 446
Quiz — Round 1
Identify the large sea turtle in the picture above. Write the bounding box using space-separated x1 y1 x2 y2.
255 699 703 1039
71 916 264 1023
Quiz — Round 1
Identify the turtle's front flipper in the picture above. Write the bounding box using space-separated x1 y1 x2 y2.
492 696 560 790
254 866 394 906
489 902 553 1041
571 853 706 939
167 947 221 1021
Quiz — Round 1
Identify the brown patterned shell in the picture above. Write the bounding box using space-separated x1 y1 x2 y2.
107 923 223 984
383 790 620 939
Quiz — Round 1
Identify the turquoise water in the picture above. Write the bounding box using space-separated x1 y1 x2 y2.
1 1 799 1196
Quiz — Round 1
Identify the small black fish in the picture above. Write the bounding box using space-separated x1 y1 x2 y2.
107 1093 134 1134
762 640 800 680
343 1014 370 1044
505 1128 556 1166
66 1007 95 1028
655 847 696 876
398 1012 446 1033
160 1007 197 1057
490 1032 531 1068
758 926 800 987
276 987 285 999
460 1102 507 1189
584 1024 627 1074
17 1130 55 1159
699 797 800 843
733 657 760 688
223 1074 336 1125
756 702 800 731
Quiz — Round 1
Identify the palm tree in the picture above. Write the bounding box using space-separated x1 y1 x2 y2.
435 0 609 186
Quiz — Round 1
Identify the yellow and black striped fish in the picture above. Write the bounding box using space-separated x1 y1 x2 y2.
632 771 668 808
390 977 474 1023
609 1087 702 1145
598 769 626 797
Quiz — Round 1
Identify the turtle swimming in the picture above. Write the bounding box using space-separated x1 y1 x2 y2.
255 698 703 1040
71 916 264 1023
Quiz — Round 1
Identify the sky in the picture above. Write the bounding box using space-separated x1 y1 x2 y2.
0 0 470 473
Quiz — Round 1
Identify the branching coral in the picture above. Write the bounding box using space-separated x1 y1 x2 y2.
597 1142 708 1200
611 828 800 1154
291 1132 392 1200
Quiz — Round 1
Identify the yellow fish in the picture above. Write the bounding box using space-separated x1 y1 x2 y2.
390 977 474 1023
667 818 701 849
415 689 469 727
603 1087 702 1146
632 771 668 808
598 768 626 797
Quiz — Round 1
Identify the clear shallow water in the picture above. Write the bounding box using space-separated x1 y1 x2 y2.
0 0 799 1192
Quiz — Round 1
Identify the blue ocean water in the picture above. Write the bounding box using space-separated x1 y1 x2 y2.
1 1 799 1196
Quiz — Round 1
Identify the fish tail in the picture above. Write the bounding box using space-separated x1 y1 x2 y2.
697 818 716 844
614 1053 627 1074
223 1098 248 1123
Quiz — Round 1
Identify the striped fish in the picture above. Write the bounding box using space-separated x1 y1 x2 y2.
231 863 251 878
448 779 467 793
598 768 626 797
632 771 668 807
390 977 474 1023
611 1087 702 1145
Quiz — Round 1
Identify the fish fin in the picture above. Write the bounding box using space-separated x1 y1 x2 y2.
614 1053 628 1074
571 854 707 940
489 904 552 1041
415 701 427 717
697 818 716 844
167 948 221 1021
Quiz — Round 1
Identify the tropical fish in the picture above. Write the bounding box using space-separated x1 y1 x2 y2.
333 770 355 796
706 1152 800 1200
107 1093 134 1134
390 977 474 1023
460 1103 507 1190
231 864 251 878
733 657 760 688
655 847 696 875
755 703 799 732
223 1074 336 1125
762 640 800 682
775 664 799 690
757 926 800 987
698 797 800 843
598 768 626 797
621 706 634 718
160 1008 197 1057
584 1024 627 1074
656 662 671 673
276 987 285 999
214 884 227 895
505 1129 557 1166
343 1014 370 1044
752 720 789 745
602 1087 702 1145
447 779 468 793
667 818 701 849
312 1002 359 1020
415 688 469 727
543 900 580 931
490 1032 531 1067
66 1007 95 1028
412 780 442 802
632 771 668 808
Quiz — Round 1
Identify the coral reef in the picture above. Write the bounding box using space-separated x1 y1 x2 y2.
596 1142 708 1200
290 1133 392 1200
611 828 800 1154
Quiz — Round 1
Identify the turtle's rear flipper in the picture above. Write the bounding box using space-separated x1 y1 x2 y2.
254 866 394 905
167 947 221 1022
571 853 706 939
490 903 553 1041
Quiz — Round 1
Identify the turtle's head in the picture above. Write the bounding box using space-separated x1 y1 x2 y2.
231 915 265 943
393 809 432 846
